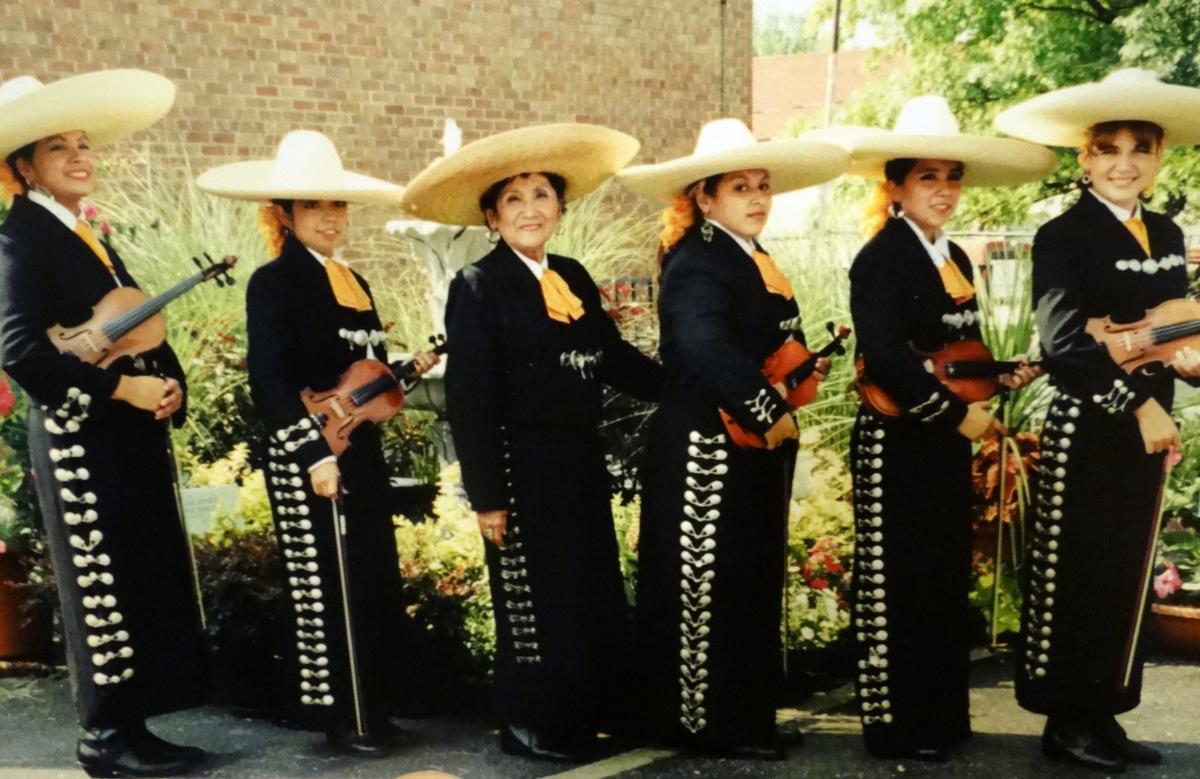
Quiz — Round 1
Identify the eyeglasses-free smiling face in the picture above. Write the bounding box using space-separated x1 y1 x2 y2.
484 173 563 262
275 199 349 257
1080 127 1164 212
15 130 97 212
889 159 964 242
695 168 772 240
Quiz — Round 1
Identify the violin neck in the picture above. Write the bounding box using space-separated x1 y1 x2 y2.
943 359 1036 379
783 335 845 389
101 272 205 342
348 371 399 408
1149 318 1200 346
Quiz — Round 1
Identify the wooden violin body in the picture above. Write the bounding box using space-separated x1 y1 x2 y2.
1084 297 1200 375
720 323 852 449
303 334 448 457
47 254 237 368
855 339 1030 418
48 287 166 368
302 359 405 457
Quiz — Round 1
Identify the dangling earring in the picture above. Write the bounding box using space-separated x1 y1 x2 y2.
889 202 904 219
485 227 499 242
1080 173 1092 186
700 221 714 243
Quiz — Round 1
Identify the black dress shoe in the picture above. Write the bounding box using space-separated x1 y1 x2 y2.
326 727 390 757
500 723 580 761
1042 718 1126 773
1091 716 1162 765
124 721 207 765
77 729 196 777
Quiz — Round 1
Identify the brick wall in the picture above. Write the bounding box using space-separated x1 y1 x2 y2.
0 0 751 195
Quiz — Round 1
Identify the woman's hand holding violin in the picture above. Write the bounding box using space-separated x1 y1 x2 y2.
409 350 441 377
155 378 183 420
999 355 1042 391
477 509 508 548
113 375 167 412
310 461 340 499
1171 346 1200 379
1134 398 1180 455
956 400 1008 441
762 411 799 449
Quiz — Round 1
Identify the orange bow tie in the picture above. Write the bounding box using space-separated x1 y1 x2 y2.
324 259 372 312
540 268 585 323
938 257 975 304
1123 217 1151 256
74 220 114 274
751 250 794 300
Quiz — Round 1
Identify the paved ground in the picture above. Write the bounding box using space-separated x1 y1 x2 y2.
0 649 1197 779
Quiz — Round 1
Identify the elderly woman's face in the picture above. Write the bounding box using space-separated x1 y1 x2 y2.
485 173 562 261
695 169 772 240
16 130 97 209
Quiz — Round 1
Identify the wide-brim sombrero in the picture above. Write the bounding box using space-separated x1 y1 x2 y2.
196 130 404 206
400 123 639 226
618 118 848 203
805 96 1057 187
0 69 175 159
994 68 1200 147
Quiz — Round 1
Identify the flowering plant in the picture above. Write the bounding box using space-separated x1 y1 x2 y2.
1153 515 1200 606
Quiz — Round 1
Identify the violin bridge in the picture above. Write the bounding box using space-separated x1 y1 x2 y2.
328 398 347 419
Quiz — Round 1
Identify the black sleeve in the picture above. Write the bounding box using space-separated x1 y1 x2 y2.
245 270 332 469
0 235 121 409
575 272 663 402
443 270 507 512
849 257 968 428
661 256 788 434
1032 230 1150 415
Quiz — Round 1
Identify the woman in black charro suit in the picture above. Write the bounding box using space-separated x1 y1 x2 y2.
197 130 438 756
0 70 209 778
996 68 1200 772
819 95 1051 763
618 118 847 760
401 123 662 761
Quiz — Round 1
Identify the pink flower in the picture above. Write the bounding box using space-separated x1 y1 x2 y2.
80 203 99 220
99 220 112 238
0 375 15 417
1154 561 1183 599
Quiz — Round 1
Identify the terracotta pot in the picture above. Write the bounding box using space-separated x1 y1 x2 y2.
1150 602 1200 659
0 552 50 660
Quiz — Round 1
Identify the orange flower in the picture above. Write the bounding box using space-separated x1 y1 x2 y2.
257 204 286 257
660 194 696 251
0 161 24 205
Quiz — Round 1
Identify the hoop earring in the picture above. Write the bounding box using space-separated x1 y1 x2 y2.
486 227 499 242
700 221 714 243
889 202 904 219
1080 173 1092 186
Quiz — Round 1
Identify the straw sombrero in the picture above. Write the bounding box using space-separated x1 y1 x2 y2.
196 130 404 205
805 96 1057 187
617 118 848 203
0 69 175 159
399 123 639 226
994 68 1200 147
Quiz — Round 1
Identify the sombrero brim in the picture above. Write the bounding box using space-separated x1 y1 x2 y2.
0 69 175 159
400 123 640 226
617 138 849 203
195 161 405 206
818 128 1058 187
995 79 1200 147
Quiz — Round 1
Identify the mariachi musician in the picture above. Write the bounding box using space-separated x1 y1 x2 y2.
0 71 210 777
996 69 1200 771
618 119 847 759
197 131 438 755
830 96 1050 762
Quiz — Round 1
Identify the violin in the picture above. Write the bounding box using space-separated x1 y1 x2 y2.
48 254 237 368
1084 297 1200 376
302 334 448 457
720 323 852 449
855 339 1036 418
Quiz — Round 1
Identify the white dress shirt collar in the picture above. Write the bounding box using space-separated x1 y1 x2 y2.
511 244 548 280
901 215 953 269
1089 188 1142 222
27 189 81 229
707 219 757 257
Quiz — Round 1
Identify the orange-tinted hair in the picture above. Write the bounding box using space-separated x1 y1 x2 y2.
1084 120 1164 152
257 203 287 257
0 162 24 205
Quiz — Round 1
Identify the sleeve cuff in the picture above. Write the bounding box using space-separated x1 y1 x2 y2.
307 455 337 473
1091 377 1144 415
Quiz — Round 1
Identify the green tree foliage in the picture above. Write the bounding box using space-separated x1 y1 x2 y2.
803 0 1200 227
755 12 820 55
